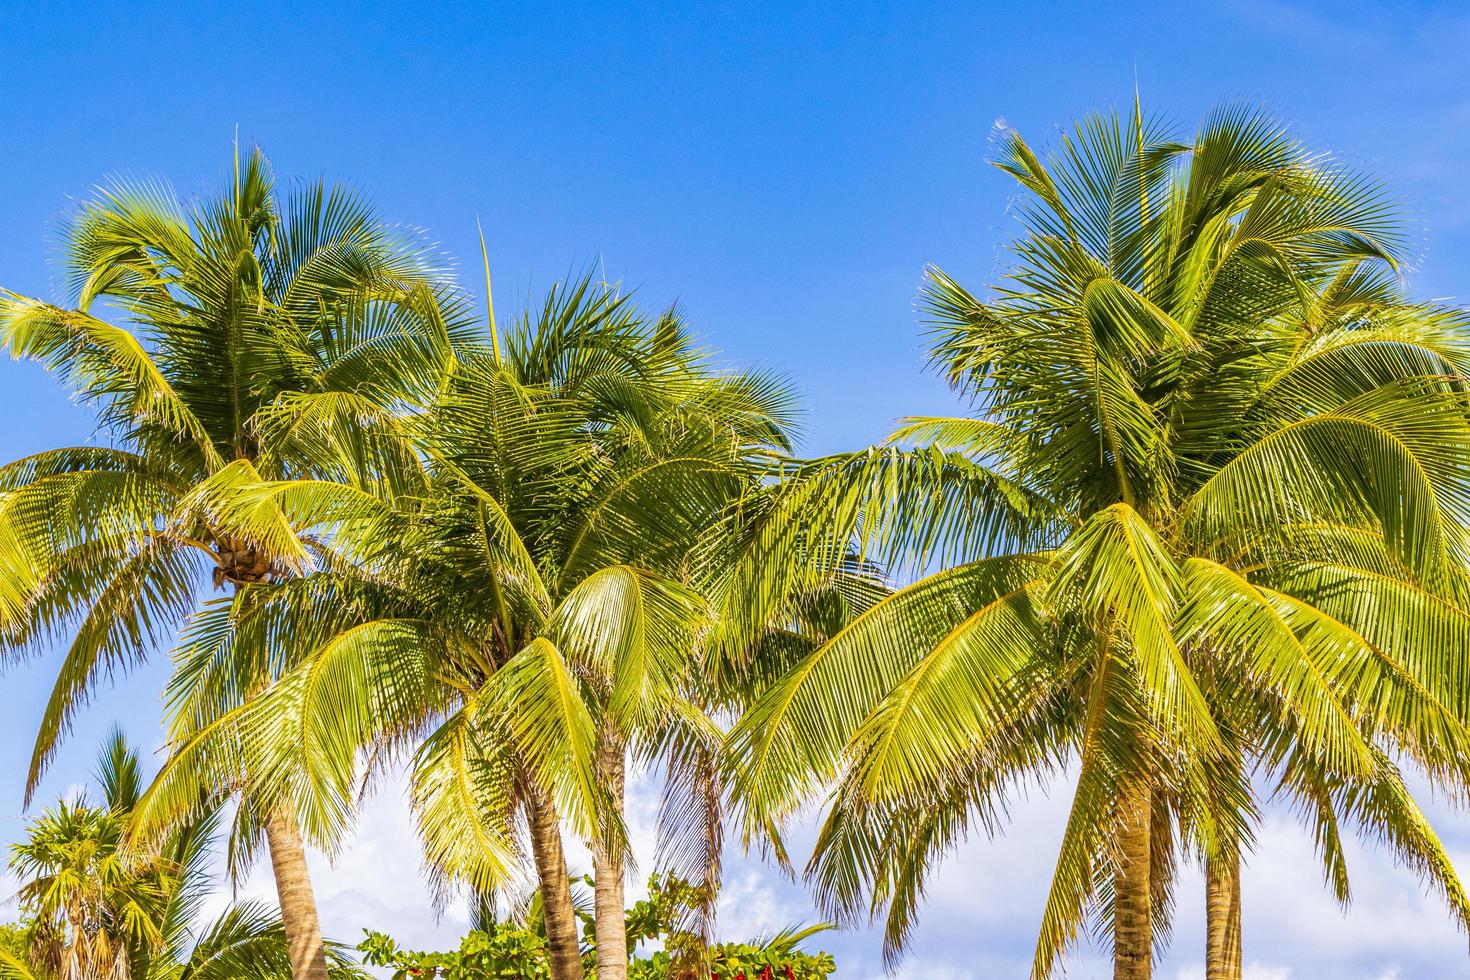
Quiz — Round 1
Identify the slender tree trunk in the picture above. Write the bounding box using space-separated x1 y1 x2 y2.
229 574 329 980
264 806 329 980
1114 784 1153 980
1205 850 1243 980
527 784 585 980
592 728 628 980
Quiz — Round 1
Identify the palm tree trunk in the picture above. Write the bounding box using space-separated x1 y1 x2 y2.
263 806 329 980
592 728 628 980
229 576 330 980
527 784 585 980
1113 784 1153 980
1205 851 1242 980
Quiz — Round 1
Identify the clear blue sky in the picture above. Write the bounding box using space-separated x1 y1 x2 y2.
4 2 1470 976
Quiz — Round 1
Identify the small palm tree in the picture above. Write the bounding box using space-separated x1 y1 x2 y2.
728 102 1470 979
7 800 164 979
2 730 364 980
0 146 466 980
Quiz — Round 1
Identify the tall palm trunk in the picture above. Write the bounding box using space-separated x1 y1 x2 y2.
526 783 585 980
235 573 328 980
264 806 329 980
1205 851 1242 980
1113 784 1153 980
591 728 628 980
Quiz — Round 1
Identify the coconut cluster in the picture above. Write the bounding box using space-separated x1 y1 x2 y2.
212 539 272 587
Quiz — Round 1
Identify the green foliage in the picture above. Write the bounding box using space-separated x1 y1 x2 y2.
358 877 836 980
724 100 1470 976
629 942 834 980
0 922 26 955
360 927 551 980
0 921 35 975
622 876 834 980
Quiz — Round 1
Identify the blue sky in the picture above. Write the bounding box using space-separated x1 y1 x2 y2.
3 1 1470 976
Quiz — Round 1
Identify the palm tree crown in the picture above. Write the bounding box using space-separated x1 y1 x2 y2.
0 144 465 786
728 102 1470 978
0 145 467 980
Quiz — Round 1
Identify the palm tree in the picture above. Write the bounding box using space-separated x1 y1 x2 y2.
727 102 1470 979
0 146 467 980
2 730 364 980
7 799 163 978
124 272 836 980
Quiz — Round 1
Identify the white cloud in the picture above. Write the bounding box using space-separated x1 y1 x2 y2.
0 870 21 925
1177 965 1291 980
1243 967 1293 980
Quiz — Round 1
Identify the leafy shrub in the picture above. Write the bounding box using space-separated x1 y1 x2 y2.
358 876 836 980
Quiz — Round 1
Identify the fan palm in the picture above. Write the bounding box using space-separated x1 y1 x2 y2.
123 272 845 980
0 146 468 980
727 102 1470 979
1 730 364 980
6 793 164 978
